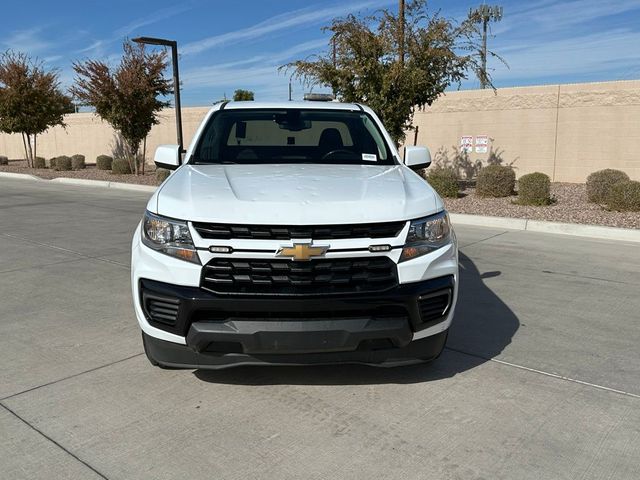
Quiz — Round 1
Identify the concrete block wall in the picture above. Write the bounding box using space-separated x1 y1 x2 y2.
1 80 639 182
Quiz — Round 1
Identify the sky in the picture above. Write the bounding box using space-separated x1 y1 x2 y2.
1 0 639 106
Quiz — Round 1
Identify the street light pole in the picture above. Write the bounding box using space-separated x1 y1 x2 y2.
132 36 184 155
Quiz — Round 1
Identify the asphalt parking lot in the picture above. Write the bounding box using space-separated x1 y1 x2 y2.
1 177 639 480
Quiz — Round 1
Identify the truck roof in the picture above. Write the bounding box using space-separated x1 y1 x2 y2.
216 101 366 112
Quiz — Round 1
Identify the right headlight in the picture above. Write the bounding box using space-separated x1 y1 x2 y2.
399 211 452 262
141 211 200 264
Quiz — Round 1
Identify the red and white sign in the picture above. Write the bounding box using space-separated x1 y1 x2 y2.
460 135 473 153
475 135 489 154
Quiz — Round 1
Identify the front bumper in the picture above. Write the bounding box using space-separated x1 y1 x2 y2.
138 274 454 367
132 222 458 367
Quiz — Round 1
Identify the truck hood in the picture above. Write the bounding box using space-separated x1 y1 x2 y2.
152 164 442 224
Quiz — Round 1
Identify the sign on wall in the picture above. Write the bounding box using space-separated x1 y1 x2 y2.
460 135 473 153
475 135 489 154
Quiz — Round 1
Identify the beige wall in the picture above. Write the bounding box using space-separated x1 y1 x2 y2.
0 107 211 165
411 80 640 182
1 79 639 183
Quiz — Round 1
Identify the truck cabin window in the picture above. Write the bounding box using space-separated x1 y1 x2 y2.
192 109 394 165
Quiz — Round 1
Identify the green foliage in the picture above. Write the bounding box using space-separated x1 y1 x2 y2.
71 41 171 174
156 168 171 184
515 172 552 206
71 154 85 170
284 0 500 143
0 51 72 167
233 89 254 101
0 155 8 165
476 165 515 197
33 156 46 168
426 166 459 198
111 158 132 174
606 180 640 212
48 157 57 169
96 155 113 170
54 155 72 171
586 169 629 204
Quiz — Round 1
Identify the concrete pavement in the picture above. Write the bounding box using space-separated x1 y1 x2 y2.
1 178 639 479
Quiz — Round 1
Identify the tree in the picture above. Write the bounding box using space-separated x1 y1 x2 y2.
0 51 72 167
71 41 172 174
233 89 254 101
285 0 503 143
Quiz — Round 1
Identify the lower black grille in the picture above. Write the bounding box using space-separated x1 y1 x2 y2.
418 290 452 323
201 257 398 295
142 291 180 326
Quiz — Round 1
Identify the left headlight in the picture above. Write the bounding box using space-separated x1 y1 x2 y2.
141 211 200 264
399 211 452 262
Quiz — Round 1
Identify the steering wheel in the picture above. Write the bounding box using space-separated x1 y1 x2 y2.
321 149 353 160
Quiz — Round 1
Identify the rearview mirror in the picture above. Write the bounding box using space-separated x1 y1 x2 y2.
154 145 181 170
404 146 431 170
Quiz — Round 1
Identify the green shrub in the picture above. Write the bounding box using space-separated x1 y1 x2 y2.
0 155 9 165
606 180 640 212
476 165 516 197
55 155 72 171
426 166 459 198
34 156 47 168
156 168 171 184
586 169 629 204
48 157 57 169
111 158 132 174
71 154 86 170
516 172 552 206
96 155 113 170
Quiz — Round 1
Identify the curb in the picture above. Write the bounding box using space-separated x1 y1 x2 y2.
449 213 640 243
0 171 43 181
0 172 157 193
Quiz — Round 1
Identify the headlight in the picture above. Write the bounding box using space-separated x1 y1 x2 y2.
141 211 200 264
400 211 452 262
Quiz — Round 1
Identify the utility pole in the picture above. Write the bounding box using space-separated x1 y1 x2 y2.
398 0 405 68
469 4 503 89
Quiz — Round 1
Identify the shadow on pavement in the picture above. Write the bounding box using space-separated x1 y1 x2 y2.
194 252 519 385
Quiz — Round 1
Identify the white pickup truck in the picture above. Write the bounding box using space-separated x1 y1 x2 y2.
131 100 458 369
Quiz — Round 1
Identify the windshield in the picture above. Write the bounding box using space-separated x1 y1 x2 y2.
191 109 394 165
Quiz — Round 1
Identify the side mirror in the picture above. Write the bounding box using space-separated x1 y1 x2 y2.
154 145 181 170
404 146 431 170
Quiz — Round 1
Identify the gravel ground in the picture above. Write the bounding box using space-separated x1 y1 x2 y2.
2 161 638 229
0 159 158 186
444 183 639 229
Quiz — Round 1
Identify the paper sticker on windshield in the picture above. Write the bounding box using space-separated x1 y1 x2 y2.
362 153 377 162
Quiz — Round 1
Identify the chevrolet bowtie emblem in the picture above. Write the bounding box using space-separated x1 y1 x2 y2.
276 243 329 261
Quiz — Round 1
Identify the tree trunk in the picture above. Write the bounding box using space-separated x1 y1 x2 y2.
21 133 30 168
141 137 147 175
33 134 37 164
26 134 34 167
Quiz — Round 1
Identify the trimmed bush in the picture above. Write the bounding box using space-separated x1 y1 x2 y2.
516 172 552 206
426 166 459 198
54 155 72 171
34 156 47 169
476 165 516 197
96 155 113 170
156 168 171 184
71 154 86 170
111 158 132 174
48 157 57 169
606 180 640 212
0 155 8 165
586 169 629 204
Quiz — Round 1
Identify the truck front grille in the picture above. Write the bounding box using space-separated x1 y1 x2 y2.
200 257 398 295
192 221 405 240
